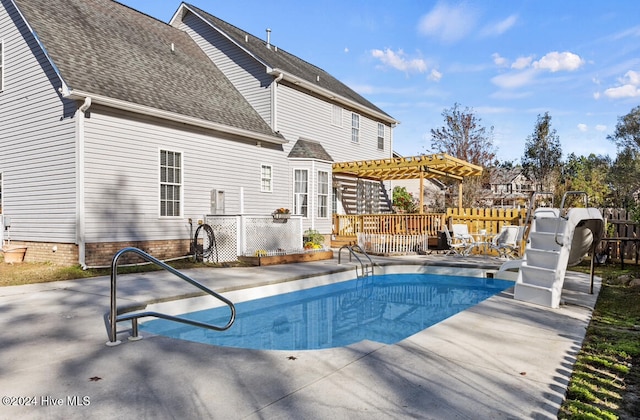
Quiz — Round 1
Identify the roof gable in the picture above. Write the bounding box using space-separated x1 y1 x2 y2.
11 0 281 140
288 138 333 161
175 3 397 124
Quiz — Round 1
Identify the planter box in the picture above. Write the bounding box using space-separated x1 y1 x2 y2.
2 246 27 264
239 250 333 266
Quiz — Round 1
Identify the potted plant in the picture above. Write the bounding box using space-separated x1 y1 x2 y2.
303 229 325 250
272 208 291 220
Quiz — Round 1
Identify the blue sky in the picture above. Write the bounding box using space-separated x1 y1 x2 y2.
120 0 640 163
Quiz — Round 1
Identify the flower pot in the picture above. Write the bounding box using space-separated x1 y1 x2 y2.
2 246 27 263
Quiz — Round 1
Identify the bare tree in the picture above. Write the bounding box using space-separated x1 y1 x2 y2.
429 103 496 207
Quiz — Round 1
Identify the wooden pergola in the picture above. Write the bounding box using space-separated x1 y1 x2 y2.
332 153 483 211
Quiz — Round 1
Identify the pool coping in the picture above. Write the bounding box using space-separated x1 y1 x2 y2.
0 254 599 419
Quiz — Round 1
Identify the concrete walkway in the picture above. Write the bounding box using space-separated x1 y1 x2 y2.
0 255 599 419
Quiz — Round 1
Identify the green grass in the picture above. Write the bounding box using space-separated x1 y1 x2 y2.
558 262 640 419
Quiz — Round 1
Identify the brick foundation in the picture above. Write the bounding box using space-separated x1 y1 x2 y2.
84 239 192 267
2 239 192 267
3 241 79 265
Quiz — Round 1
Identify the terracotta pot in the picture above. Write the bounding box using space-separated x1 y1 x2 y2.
2 246 27 263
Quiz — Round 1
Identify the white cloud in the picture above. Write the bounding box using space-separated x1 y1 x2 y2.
492 53 508 67
481 14 518 37
417 2 477 43
428 69 442 82
371 48 428 73
604 70 640 98
595 125 607 132
491 68 537 89
577 123 588 132
344 47 349 53
511 56 534 70
533 51 584 72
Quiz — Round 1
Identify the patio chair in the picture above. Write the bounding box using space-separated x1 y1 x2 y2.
489 225 521 259
442 228 471 256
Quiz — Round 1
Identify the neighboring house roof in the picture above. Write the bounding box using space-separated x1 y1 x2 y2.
489 167 529 185
11 0 283 143
172 3 398 125
288 138 333 161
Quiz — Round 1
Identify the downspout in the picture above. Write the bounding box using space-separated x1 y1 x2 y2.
76 97 91 268
271 71 284 132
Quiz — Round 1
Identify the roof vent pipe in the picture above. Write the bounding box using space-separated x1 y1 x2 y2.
266 28 271 49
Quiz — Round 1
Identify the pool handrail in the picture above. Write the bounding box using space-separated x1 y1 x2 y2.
106 247 236 346
338 244 374 278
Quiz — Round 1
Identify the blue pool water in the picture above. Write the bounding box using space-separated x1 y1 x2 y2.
141 273 513 350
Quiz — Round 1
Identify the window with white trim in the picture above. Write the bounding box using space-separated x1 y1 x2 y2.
160 150 182 217
351 113 360 143
377 123 385 150
317 170 329 218
294 169 308 217
261 164 272 192
0 40 4 92
332 105 342 126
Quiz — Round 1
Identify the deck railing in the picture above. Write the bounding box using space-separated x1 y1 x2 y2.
333 208 527 238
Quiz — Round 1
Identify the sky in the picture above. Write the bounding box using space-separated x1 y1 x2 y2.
119 0 640 163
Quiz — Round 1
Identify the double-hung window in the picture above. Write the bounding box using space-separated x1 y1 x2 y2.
160 150 182 217
261 164 272 192
377 123 385 150
351 113 360 143
294 169 308 217
317 171 329 218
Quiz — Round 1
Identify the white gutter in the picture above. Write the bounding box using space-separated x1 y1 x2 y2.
271 71 284 132
76 97 91 269
63 90 287 146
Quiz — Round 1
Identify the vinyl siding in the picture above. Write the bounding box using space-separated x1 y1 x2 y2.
179 12 273 127
82 106 289 243
0 1 77 242
277 83 393 162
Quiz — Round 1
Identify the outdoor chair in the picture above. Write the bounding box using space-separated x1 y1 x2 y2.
442 228 471 256
489 225 522 259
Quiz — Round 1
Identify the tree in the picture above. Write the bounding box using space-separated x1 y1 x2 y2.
562 153 611 207
521 112 563 194
429 103 496 207
392 186 418 213
607 146 640 208
607 105 640 150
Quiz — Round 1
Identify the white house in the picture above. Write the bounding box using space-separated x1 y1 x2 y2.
0 0 397 266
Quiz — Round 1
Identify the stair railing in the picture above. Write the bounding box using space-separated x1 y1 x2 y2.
106 247 235 346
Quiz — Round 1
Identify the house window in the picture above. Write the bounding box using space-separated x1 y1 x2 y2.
332 105 342 126
160 150 182 217
261 164 272 192
377 123 385 150
351 113 360 143
0 40 4 92
294 169 308 217
317 171 329 218
0 172 3 214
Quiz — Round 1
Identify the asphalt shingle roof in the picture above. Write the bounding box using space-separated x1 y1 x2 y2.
11 0 279 138
288 138 334 161
182 3 395 121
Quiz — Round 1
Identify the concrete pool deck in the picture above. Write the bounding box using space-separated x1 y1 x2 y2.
0 254 599 419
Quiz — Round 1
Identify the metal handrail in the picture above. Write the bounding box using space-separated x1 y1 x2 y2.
555 191 589 246
338 244 374 278
106 247 236 346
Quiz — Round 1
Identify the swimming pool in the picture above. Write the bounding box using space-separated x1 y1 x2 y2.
140 270 513 350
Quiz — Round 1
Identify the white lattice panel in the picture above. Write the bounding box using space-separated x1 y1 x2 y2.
242 215 302 256
203 215 303 261
203 216 239 263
